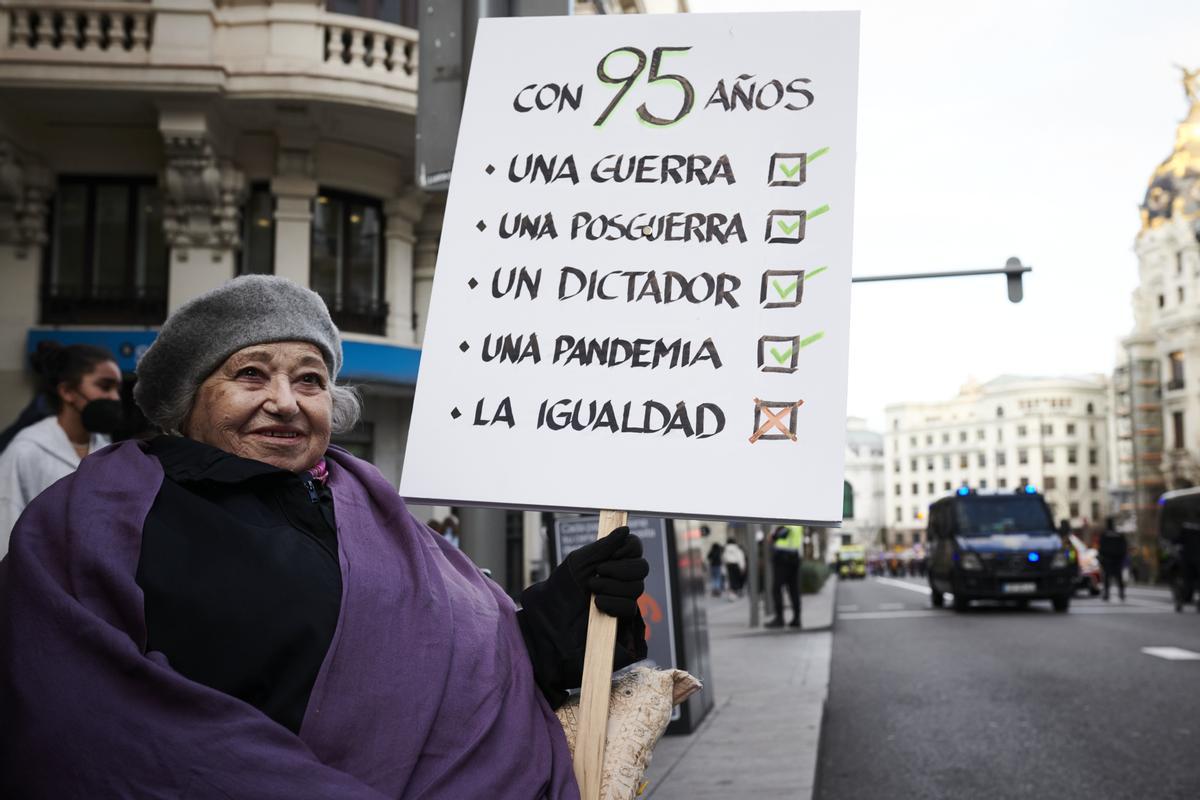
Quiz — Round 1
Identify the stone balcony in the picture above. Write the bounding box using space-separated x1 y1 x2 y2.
0 0 418 114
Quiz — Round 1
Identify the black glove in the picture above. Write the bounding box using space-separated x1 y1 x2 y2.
563 526 649 617
516 526 649 708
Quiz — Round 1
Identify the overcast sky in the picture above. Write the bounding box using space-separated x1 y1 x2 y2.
687 0 1200 429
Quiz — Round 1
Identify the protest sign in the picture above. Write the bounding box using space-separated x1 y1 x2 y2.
401 10 860 528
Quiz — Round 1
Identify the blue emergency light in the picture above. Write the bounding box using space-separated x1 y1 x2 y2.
1027 552 1040 563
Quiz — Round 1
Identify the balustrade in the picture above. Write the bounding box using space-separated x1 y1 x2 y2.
5 3 152 55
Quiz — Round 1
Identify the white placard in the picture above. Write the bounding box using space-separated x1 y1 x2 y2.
401 12 860 525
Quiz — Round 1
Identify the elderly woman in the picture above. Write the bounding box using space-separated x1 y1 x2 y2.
0 276 647 799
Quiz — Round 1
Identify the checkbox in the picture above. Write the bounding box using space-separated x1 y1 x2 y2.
757 335 801 374
760 269 806 308
749 397 804 444
765 209 806 244
768 152 807 187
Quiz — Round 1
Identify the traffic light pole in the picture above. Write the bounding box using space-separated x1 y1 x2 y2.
852 257 1031 303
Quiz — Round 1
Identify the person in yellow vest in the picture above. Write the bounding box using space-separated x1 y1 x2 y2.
765 524 803 629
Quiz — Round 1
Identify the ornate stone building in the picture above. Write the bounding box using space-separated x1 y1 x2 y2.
1113 67 1200 567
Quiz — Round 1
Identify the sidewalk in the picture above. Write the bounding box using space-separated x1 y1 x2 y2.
640 576 837 799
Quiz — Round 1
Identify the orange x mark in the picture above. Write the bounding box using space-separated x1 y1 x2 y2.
749 397 804 444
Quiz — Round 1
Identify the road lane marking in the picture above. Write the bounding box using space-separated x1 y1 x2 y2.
840 610 941 621
1142 647 1200 661
837 604 859 612
878 602 905 610
873 577 944 597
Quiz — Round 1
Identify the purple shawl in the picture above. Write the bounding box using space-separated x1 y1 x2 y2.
0 441 578 799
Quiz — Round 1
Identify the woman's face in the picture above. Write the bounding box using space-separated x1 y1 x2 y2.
59 360 122 414
184 342 333 472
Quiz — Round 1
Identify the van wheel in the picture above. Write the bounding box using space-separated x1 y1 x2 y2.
931 589 944 608
1052 595 1071 613
953 594 969 613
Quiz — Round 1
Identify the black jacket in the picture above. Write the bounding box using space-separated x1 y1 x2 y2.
135 436 645 732
1098 530 1128 564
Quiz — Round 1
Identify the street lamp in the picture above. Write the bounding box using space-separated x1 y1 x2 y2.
852 256 1031 303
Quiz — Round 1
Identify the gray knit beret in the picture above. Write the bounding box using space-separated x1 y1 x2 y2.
134 275 342 429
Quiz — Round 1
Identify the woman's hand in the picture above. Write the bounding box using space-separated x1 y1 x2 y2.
562 526 649 617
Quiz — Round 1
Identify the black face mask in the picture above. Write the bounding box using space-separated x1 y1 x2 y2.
80 399 125 435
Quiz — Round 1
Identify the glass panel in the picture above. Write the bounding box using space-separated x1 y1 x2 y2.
240 187 275 275
51 183 88 293
93 184 131 295
136 185 167 294
311 195 342 307
345 200 381 311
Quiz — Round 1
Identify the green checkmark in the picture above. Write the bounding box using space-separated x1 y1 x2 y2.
799 331 825 349
778 161 802 178
808 204 830 220
770 346 795 365
808 146 829 162
776 218 801 235
772 278 798 298
805 266 828 280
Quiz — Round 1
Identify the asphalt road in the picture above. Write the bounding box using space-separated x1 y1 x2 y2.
815 576 1200 800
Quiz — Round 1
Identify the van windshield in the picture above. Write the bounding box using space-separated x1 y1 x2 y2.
955 497 1053 536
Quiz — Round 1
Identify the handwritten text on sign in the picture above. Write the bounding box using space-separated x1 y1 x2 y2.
401 12 860 525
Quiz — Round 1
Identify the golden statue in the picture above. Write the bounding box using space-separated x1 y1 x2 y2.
1175 64 1200 106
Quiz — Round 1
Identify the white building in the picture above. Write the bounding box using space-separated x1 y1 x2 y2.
840 417 885 550
884 376 1111 546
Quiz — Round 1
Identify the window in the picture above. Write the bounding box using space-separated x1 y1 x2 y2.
1018 449 1028 465
909 436 917 447
942 455 951 470
327 0 420 27
1069 501 1080 518
959 454 968 468
1041 423 1053 436
912 507 920 520
1018 425 1027 437
996 406 1004 418
1067 447 1077 464
910 458 918 471
238 183 275 276
926 435 933 445
1179 287 1185 304
999 477 1008 488
44 176 167 324
926 458 934 472
894 460 901 473
1045 476 1057 490
997 428 1004 442
896 531 906 545
943 481 951 490
1048 502 1059 518
1086 402 1095 415
1178 250 1185 275
1091 501 1100 521
980 479 988 489
977 453 987 467
959 431 967 443
1068 476 1078 490
1066 423 1076 436
912 483 919 495
1169 351 1185 390
941 433 949 444
1089 475 1099 491
1043 449 1055 464
996 451 1006 466
977 429 985 440
312 190 387 334
895 507 902 522
895 483 902 495
1173 411 1185 450
1089 424 1096 440
927 482 935 494
1089 449 1098 465
1158 294 1165 308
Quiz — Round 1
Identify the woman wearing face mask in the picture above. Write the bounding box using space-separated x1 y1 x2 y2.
0 341 122 552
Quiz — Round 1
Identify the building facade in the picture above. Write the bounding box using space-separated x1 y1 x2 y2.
884 376 1111 546
839 416 885 550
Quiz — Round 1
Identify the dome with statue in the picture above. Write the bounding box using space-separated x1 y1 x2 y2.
1140 67 1200 234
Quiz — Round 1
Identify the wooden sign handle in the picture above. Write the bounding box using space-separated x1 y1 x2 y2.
573 508 628 800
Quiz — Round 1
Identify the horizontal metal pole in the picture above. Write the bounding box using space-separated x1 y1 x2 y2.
851 265 1031 283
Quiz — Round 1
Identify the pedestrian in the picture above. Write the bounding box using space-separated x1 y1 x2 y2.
722 536 747 598
1098 516 1128 602
441 513 461 548
0 341 122 552
765 524 803 628
0 275 649 797
707 540 725 596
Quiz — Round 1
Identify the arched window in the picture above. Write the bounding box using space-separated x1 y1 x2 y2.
843 480 855 519
996 406 1004 418
1086 402 1095 415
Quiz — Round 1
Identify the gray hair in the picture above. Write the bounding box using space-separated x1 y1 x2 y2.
157 381 363 437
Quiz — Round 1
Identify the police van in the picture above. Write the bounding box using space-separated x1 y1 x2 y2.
927 487 1077 612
